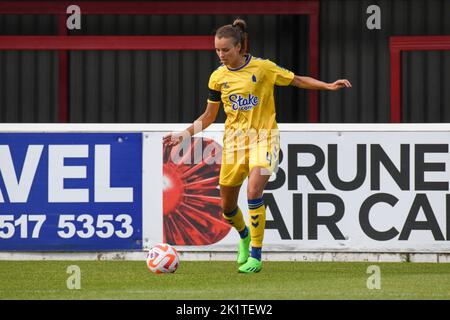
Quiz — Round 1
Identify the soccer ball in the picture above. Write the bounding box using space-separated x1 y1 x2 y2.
146 243 180 274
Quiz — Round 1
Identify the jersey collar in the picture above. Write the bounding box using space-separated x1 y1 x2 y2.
226 54 252 71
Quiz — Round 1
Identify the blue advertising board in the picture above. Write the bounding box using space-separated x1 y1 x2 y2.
0 133 142 250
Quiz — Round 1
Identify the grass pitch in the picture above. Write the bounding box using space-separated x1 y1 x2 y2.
0 260 449 300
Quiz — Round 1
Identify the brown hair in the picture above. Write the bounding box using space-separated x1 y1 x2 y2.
215 18 249 54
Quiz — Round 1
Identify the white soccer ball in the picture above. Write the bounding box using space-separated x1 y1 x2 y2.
146 243 180 274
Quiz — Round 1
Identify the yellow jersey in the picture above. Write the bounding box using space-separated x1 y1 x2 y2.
207 54 295 134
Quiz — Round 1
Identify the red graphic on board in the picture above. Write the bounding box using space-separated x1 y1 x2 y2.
163 137 230 245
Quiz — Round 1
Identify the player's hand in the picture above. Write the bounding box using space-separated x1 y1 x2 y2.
163 131 188 147
328 79 352 90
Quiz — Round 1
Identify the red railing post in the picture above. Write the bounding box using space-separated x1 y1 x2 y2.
390 35 450 123
308 4 319 123
58 14 68 123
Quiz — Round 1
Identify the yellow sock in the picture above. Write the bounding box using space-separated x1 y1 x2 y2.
248 198 266 248
222 207 246 233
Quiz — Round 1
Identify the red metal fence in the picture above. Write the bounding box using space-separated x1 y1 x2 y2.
0 1 320 123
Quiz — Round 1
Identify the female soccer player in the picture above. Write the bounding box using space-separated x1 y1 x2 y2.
164 19 351 273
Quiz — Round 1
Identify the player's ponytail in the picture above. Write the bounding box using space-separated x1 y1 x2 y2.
232 19 249 54
215 18 249 54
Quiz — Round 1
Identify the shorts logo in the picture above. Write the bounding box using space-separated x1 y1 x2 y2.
229 93 259 111
266 152 272 166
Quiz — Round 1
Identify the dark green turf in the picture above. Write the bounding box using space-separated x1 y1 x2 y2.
0 261 449 299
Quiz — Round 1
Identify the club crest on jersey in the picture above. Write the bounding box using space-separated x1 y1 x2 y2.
229 93 259 111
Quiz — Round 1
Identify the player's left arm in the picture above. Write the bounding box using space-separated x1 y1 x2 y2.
290 75 352 90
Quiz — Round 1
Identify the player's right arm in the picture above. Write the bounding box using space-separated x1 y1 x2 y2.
163 101 220 147
164 68 222 147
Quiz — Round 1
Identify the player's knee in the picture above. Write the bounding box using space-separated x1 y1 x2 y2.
247 188 263 200
221 200 238 214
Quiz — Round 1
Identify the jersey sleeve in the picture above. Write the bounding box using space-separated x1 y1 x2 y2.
264 60 295 86
207 70 222 103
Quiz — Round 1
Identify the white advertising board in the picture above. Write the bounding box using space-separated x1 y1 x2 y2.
0 124 448 253
147 128 450 253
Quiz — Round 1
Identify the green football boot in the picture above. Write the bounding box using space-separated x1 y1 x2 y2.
238 257 262 273
237 233 251 265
